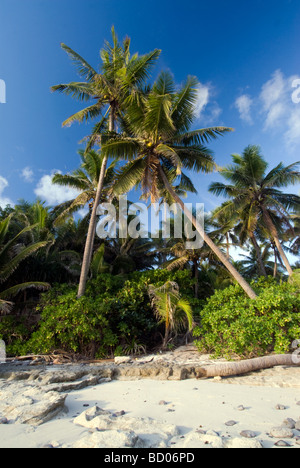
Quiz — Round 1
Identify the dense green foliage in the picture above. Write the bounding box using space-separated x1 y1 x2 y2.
0 270 197 357
193 278 300 358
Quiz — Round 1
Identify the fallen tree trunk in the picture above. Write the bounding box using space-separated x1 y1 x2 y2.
196 354 299 378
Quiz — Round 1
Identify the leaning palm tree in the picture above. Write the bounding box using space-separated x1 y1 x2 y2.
51 27 160 298
148 281 193 350
209 145 300 277
0 215 50 314
101 71 257 299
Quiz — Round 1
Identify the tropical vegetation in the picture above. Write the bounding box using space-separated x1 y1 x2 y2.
0 29 299 360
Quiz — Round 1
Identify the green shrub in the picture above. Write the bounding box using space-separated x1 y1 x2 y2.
193 278 300 358
0 316 31 356
0 269 202 358
289 269 300 288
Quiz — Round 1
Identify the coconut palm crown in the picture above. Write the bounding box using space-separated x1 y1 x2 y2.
209 145 300 276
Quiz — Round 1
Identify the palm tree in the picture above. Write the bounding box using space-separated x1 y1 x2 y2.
101 71 258 299
208 205 239 260
236 244 280 279
158 213 229 298
285 207 300 257
148 281 193 350
52 149 117 225
0 215 50 314
51 27 161 298
9 201 82 286
103 236 156 275
209 145 300 277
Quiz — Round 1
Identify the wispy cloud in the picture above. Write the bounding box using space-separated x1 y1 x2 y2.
34 171 80 206
194 83 210 119
21 167 34 183
0 176 14 208
234 95 254 124
234 69 300 148
260 70 287 128
194 82 222 125
260 70 300 147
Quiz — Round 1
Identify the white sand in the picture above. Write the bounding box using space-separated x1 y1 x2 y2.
1 378 300 448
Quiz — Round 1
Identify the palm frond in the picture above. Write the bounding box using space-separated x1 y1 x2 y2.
124 49 161 88
111 158 146 196
62 103 103 127
0 282 50 300
263 161 300 188
51 82 94 101
60 43 97 81
0 240 50 283
173 127 233 146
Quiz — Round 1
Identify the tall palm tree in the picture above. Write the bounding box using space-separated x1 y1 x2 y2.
209 145 300 277
51 27 161 297
101 71 257 299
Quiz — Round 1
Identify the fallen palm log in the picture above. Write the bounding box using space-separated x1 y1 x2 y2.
196 354 299 378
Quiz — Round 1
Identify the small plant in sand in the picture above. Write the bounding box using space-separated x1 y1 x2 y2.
148 281 193 350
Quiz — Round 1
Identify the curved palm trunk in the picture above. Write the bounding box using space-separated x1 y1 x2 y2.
158 166 257 300
77 109 115 298
263 210 293 277
249 232 267 277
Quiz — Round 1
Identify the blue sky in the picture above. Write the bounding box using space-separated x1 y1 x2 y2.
0 0 300 214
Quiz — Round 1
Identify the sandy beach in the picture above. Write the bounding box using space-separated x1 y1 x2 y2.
1 347 300 449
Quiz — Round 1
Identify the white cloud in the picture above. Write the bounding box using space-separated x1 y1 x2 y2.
234 95 254 124
235 70 300 148
21 167 34 183
259 70 300 147
34 171 81 206
260 70 287 128
77 206 89 219
194 82 223 124
194 83 210 119
0 176 14 208
285 107 300 146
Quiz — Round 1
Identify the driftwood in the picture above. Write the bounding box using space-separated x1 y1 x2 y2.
6 351 77 364
196 354 299 378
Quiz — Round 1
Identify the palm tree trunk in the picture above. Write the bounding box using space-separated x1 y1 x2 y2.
196 354 299 378
249 232 267 277
273 253 278 277
263 210 293 277
226 233 230 260
193 258 199 299
77 107 115 298
158 165 257 300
